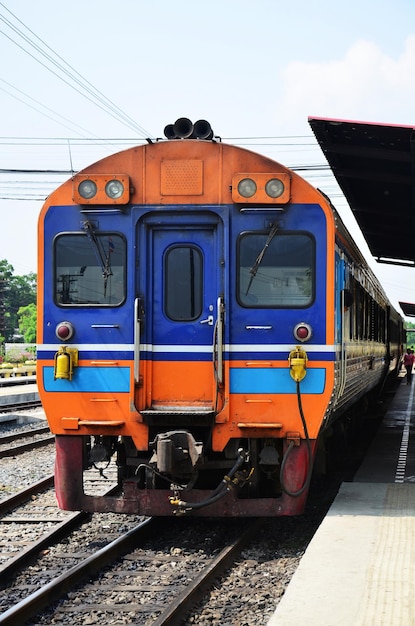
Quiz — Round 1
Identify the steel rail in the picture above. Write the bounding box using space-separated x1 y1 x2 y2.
152 518 263 625
0 399 42 413
0 425 50 445
0 474 54 514
0 434 55 458
0 510 88 587
0 516 156 626
0 482 124 590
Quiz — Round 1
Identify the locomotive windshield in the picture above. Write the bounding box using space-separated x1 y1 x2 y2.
238 232 314 307
54 233 126 305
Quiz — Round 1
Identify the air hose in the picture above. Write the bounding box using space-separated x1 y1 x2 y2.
169 448 250 513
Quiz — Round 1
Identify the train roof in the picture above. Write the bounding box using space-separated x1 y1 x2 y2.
309 116 415 268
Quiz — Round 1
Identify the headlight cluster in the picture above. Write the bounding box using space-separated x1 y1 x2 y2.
73 175 130 204
232 173 290 204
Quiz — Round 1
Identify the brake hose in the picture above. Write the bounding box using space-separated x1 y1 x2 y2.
169 449 250 513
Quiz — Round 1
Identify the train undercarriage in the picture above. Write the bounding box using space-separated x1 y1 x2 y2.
54 430 314 517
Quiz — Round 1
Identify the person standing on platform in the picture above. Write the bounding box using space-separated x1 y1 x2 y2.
403 348 415 385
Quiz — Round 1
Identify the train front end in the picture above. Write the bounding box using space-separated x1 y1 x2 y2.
37 123 336 516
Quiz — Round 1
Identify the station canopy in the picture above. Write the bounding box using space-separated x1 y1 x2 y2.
399 302 415 318
309 116 415 268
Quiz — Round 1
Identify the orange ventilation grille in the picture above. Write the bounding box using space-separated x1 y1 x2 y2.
161 159 203 195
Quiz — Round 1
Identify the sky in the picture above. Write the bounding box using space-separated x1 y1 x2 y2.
1 0 415 318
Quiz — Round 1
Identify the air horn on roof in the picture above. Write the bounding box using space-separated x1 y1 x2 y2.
164 117 214 140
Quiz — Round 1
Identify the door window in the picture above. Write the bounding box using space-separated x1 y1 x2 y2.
164 245 203 321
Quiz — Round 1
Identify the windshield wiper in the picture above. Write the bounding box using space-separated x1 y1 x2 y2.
245 222 279 295
81 220 113 296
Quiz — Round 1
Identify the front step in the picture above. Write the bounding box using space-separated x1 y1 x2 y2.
139 407 215 425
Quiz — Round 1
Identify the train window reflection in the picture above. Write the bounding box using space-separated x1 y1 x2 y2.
238 232 314 307
54 233 126 306
165 245 203 321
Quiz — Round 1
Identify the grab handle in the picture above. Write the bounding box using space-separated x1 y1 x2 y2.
215 297 224 384
134 298 141 383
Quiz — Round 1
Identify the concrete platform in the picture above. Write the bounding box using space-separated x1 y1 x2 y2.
268 379 415 625
0 381 39 406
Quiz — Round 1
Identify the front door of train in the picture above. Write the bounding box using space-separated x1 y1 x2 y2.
136 213 223 412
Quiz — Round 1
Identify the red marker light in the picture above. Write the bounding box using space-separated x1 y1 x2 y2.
55 321 75 341
293 323 312 342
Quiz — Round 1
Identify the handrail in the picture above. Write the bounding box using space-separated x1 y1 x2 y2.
134 297 141 383
215 296 224 384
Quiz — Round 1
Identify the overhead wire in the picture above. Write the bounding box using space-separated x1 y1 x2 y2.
0 79 97 138
0 4 336 200
0 3 154 139
0 133 336 201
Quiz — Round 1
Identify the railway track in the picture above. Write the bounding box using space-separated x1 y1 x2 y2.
0 427 271 625
0 385 393 624
0 438 343 625
0 515 263 625
0 424 54 458
0 399 42 414
0 476 87 584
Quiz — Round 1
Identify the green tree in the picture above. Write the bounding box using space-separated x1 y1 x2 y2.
0 260 37 342
407 321 415 349
0 259 13 341
18 303 37 343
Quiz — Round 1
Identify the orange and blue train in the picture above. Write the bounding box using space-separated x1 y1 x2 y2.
37 118 403 516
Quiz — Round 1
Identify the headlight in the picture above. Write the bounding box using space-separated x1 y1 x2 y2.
78 180 97 200
237 178 257 198
105 179 124 199
265 178 285 198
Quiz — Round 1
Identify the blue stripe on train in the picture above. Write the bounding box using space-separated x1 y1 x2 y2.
230 367 326 394
42 366 130 392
